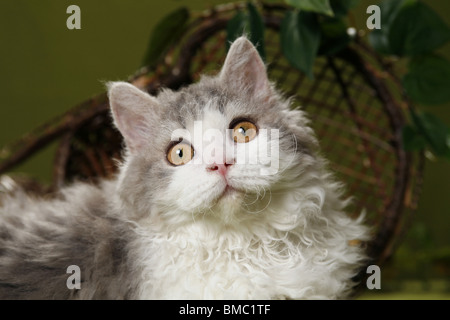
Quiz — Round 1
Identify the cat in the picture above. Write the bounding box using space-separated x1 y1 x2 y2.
0 36 370 300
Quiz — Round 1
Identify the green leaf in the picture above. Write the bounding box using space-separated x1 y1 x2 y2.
227 11 248 45
226 3 266 61
410 110 450 159
389 1 450 56
285 0 334 16
247 2 266 61
379 0 411 24
403 54 450 105
402 125 426 151
368 0 412 55
141 8 190 67
318 18 350 56
368 29 390 55
330 0 359 18
281 10 321 78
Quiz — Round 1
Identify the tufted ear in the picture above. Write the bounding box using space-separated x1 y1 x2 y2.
219 36 271 100
107 82 161 154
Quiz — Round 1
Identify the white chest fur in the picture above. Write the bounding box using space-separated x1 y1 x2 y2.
130 223 278 299
129 219 359 300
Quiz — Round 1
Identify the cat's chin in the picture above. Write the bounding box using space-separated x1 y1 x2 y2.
207 185 246 224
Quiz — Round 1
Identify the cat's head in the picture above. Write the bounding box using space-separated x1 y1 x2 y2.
108 37 318 227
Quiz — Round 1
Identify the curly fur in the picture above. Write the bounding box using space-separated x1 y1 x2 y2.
0 37 370 299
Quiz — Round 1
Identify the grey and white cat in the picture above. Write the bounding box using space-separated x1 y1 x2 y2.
0 37 370 299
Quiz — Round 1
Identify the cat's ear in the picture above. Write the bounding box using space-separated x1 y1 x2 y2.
107 82 160 153
219 36 271 100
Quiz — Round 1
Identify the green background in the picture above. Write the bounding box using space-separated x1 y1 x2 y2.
0 0 449 299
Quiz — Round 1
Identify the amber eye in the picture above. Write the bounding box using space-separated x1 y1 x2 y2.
167 142 194 166
231 120 258 143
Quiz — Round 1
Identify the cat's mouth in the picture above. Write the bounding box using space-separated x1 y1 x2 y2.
217 184 240 201
223 185 235 196
210 175 254 208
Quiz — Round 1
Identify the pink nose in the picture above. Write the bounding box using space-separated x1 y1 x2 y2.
207 162 233 177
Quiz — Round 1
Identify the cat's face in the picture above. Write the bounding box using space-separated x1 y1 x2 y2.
108 37 318 226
